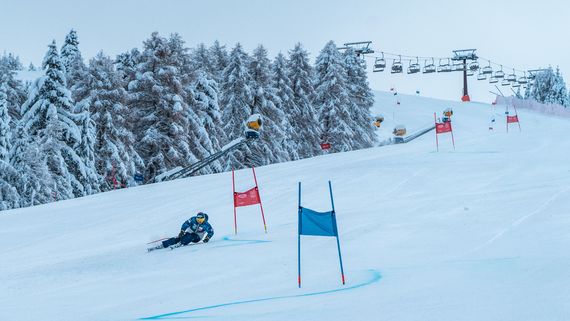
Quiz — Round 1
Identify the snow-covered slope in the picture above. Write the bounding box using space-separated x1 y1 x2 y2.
2 92 569 321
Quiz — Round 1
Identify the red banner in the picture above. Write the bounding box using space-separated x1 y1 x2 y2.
234 187 261 207
435 122 452 134
320 143 331 150
507 115 519 123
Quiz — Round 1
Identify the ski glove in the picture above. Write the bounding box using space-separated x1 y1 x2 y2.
178 230 185 240
203 236 210 243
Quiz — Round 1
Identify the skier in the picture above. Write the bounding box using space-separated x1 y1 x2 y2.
148 212 214 251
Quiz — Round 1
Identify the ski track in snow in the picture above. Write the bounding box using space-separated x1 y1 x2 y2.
139 269 382 320
382 167 428 197
468 186 570 254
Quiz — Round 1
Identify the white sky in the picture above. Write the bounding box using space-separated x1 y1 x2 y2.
1 0 568 102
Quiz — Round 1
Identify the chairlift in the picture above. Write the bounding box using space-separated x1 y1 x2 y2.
501 79 510 86
423 58 436 73
481 62 493 75
489 76 499 84
494 65 505 79
467 69 474 76
477 70 486 80
452 60 464 71
517 72 528 84
506 69 517 82
391 55 403 74
469 61 480 71
512 82 521 88
437 58 452 73
373 53 386 72
407 57 421 74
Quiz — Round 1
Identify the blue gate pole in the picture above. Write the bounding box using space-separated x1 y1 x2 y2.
298 182 302 288
329 181 345 285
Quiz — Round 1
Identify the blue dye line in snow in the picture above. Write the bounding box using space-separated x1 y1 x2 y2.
218 235 271 247
139 269 381 320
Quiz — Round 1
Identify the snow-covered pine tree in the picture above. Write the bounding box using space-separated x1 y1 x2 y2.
10 124 53 207
314 41 355 153
529 68 555 104
286 43 321 158
20 41 87 199
343 48 377 149
0 83 11 162
82 52 143 189
193 71 225 173
168 34 216 175
115 48 141 85
220 43 254 169
0 53 27 122
551 67 569 107
191 43 214 77
209 40 230 84
75 100 101 194
129 32 211 181
61 30 87 101
0 82 21 211
0 159 20 211
272 52 299 160
248 45 289 166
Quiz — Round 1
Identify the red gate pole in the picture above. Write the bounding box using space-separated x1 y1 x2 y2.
434 113 439 152
450 122 456 150
232 169 238 234
512 103 522 132
251 167 267 233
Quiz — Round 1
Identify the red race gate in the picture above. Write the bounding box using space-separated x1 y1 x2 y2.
232 167 267 234
434 112 455 151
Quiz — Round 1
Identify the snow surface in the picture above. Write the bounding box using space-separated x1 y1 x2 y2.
2 91 570 321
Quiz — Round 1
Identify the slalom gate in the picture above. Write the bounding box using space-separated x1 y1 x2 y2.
297 181 345 288
232 167 267 234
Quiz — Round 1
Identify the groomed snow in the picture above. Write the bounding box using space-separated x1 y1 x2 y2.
1 91 569 321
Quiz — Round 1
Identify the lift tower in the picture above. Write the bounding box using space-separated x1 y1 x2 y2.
452 49 478 102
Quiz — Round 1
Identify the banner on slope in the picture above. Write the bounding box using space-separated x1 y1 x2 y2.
297 181 345 288
434 112 455 151
232 167 267 234
505 104 521 133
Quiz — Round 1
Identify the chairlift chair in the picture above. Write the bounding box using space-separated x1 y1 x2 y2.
477 70 487 80
489 77 499 84
494 65 505 79
512 82 521 88
501 79 510 86
407 57 421 74
452 60 464 71
391 55 403 74
506 69 517 82
373 54 386 72
481 62 493 75
437 58 452 72
469 61 480 71
517 73 528 84
467 69 474 76
423 58 436 73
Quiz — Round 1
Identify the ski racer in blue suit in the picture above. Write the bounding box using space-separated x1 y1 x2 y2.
149 212 214 251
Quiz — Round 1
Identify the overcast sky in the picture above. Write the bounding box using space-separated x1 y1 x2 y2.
1 0 568 102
